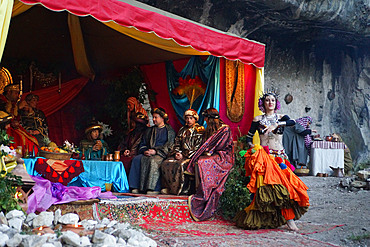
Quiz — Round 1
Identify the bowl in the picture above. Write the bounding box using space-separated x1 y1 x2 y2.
38 150 72 160
295 168 310 176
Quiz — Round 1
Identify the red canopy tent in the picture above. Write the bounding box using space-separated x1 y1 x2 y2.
1 0 265 145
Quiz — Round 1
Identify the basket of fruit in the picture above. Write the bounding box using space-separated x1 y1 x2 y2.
39 146 72 160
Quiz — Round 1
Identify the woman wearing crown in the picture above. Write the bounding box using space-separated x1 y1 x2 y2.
234 91 310 231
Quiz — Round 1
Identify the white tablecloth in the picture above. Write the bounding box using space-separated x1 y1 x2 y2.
310 148 344 176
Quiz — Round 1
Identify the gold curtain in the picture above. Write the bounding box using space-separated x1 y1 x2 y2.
67 14 95 81
253 67 264 144
0 0 14 62
12 0 32 17
104 21 211 56
225 59 245 122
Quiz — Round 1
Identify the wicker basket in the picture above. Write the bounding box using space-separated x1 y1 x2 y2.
295 168 310 176
38 150 72 160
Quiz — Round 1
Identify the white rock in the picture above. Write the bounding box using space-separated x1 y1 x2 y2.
6 233 25 247
61 231 81 247
33 212 54 228
20 234 47 247
101 218 111 226
117 238 127 245
0 212 8 225
0 232 9 247
8 218 23 231
41 244 56 247
26 213 37 223
6 210 24 219
0 224 10 232
107 220 118 228
80 236 91 246
58 213 79 225
92 230 117 245
54 209 62 224
80 219 97 230
114 222 130 230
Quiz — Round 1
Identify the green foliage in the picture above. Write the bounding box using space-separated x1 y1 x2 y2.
0 129 14 146
0 171 24 214
353 161 370 173
220 146 251 220
348 232 370 241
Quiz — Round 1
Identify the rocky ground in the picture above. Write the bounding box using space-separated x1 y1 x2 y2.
298 176 370 247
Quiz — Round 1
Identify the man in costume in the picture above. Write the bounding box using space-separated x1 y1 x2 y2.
0 84 39 155
161 109 205 195
186 108 234 221
80 120 109 160
117 112 148 175
128 107 175 194
19 94 49 147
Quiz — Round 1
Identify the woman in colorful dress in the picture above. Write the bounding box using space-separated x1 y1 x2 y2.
186 108 234 221
234 92 309 231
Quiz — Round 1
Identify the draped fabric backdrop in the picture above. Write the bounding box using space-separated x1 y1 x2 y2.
142 58 256 139
166 56 220 126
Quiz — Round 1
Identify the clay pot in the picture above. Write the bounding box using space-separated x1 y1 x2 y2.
325 136 333 142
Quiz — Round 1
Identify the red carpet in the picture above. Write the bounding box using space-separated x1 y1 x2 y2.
94 196 343 246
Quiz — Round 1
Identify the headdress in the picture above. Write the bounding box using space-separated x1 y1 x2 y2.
151 107 169 123
202 108 220 119
3 84 20 93
85 120 103 134
126 97 148 118
258 89 281 113
183 109 199 121
133 112 149 125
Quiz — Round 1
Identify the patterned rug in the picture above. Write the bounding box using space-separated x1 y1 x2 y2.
94 197 344 246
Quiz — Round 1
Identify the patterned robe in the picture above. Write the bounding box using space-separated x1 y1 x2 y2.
186 124 234 221
20 108 49 147
161 123 204 195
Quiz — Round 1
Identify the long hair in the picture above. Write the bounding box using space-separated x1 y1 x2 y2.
203 108 224 140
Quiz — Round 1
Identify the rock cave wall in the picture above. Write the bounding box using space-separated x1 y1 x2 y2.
137 0 369 164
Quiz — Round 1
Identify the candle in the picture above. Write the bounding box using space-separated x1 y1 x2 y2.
58 72 61 93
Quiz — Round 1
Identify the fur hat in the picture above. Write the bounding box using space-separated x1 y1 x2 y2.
183 109 199 121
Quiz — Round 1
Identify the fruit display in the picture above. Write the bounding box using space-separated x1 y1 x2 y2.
40 146 69 153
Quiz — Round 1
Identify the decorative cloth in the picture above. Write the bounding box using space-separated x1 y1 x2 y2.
295 116 313 150
34 158 84 185
225 59 245 122
186 124 234 221
311 141 346 149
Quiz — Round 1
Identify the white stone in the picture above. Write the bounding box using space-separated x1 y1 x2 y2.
58 213 79 225
6 233 25 247
8 218 23 231
80 219 97 230
20 235 47 247
92 230 117 245
54 209 62 224
6 210 24 219
25 213 37 223
33 212 54 228
117 238 126 245
61 231 81 247
41 244 56 247
80 236 91 246
101 217 111 226
0 232 9 247
107 220 118 228
0 212 7 225
0 224 9 232
114 222 130 230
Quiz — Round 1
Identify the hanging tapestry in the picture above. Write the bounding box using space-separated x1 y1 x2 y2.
225 60 245 122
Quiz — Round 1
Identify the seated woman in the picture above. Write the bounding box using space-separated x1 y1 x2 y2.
80 120 109 160
234 91 310 231
117 112 148 175
185 108 234 221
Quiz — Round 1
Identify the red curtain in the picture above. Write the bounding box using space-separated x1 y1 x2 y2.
21 77 89 117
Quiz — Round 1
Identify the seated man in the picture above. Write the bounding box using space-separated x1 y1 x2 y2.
161 109 204 195
117 112 148 175
19 94 49 147
0 84 38 155
80 120 109 160
128 107 175 194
